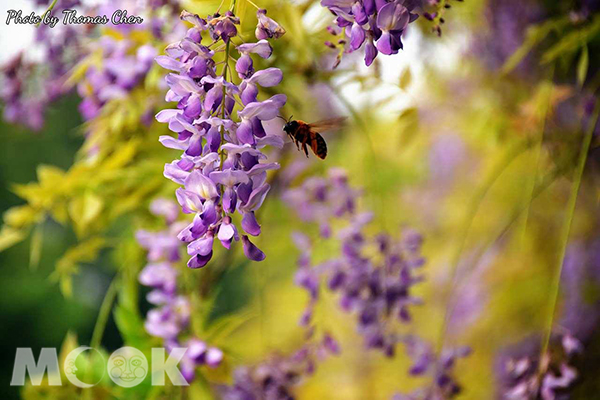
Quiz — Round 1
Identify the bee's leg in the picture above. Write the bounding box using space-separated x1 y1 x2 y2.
302 142 309 158
294 139 300 150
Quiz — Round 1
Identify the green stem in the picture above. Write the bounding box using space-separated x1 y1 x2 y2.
82 276 118 398
520 74 555 244
90 277 119 350
37 0 58 27
434 139 530 355
539 103 600 367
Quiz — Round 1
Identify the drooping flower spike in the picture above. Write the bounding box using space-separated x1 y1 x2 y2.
155 9 286 268
137 198 223 382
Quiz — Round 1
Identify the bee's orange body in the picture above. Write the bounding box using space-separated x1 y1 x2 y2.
282 117 345 159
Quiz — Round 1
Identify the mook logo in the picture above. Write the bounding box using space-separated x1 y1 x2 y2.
10 346 189 388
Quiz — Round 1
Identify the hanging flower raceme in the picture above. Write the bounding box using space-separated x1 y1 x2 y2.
284 168 426 356
137 198 223 382
321 0 420 66
155 9 286 268
0 0 84 130
220 330 339 399
77 37 158 121
393 336 471 399
285 168 470 395
497 333 582 400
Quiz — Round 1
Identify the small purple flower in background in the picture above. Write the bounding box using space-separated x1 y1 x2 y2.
155 9 286 268
137 198 223 382
497 332 582 400
393 336 470 399
284 167 471 396
220 332 339 399
0 0 180 131
0 0 84 130
321 0 420 66
77 37 158 121
320 0 464 67
284 168 427 356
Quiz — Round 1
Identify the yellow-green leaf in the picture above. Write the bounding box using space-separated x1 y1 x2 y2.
0 226 26 252
4 205 40 228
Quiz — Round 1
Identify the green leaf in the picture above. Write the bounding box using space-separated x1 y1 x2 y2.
501 18 569 74
577 45 589 88
68 192 104 237
3 205 40 229
541 17 600 64
52 237 107 297
113 305 149 347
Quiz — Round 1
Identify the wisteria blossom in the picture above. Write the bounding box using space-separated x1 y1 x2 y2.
0 0 84 130
322 0 420 66
221 334 339 400
393 336 471 399
78 37 158 121
285 168 426 355
155 9 286 268
284 167 470 396
497 333 582 399
137 198 223 382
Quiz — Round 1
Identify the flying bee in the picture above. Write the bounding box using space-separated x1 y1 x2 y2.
280 116 347 159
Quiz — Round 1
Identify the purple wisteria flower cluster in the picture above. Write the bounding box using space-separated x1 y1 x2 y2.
393 336 470 399
1 55 46 131
221 331 340 399
78 38 158 121
137 198 223 382
0 0 179 132
498 333 582 400
284 168 426 356
155 9 286 268
322 0 420 66
284 168 470 396
0 0 83 130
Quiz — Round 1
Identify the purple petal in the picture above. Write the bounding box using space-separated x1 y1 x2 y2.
247 68 283 87
377 2 409 31
205 347 223 367
236 40 273 58
241 212 261 236
365 40 378 66
350 24 366 50
238 94 287 121
156 109 181 123
188 234 214 257
242 235 266 261
376 32 394 55
204 86 223 113
159 135 188 150
209 169 250 187
155 56 184 71
241 83 259 105
185 170 219 200
236 119 256 145
236 54 254 79
242 183 270 211
187 251 213 269
176 188 204 214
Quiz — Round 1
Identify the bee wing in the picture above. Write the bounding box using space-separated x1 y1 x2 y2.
307 117 347 132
